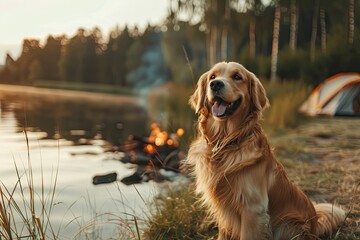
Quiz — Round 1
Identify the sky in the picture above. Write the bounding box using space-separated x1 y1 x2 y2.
0 0 170 64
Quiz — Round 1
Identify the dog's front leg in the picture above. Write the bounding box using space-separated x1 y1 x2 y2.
240 207 271 240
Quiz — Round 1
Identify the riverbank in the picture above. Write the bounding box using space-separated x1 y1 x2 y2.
0 83 138 105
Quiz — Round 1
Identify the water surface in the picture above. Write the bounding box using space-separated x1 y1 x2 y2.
0 87 165 239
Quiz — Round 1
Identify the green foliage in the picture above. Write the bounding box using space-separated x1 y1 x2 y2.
304 32 360 86
59 28 102 84
161 22 207 85
0 1 359 88
277 48 309 80
39 35 63 81
28 59 43 83
102 27 134 86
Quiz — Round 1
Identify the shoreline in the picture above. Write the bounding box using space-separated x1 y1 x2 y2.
0 84 140 105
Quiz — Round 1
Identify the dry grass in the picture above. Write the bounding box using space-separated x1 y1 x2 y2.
263 81 312 128
0 131 59 240
0 130 142 240
271 117 360 239
143 183 217 240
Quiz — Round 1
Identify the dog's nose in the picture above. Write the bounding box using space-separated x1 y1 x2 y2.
210 80 224 92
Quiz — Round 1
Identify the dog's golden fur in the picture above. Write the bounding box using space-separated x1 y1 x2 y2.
186 62 345 239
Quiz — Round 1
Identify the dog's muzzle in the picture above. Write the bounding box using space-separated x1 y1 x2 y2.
211 96 242 118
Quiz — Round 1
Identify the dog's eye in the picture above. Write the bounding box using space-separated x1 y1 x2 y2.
233 74 242 81
210 74 216 80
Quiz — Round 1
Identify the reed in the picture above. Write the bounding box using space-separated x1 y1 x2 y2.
0 131 59 240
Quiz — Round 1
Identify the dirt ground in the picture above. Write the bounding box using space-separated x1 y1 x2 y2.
269 117 360 238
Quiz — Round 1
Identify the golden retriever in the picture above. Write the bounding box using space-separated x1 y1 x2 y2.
186 62 345 239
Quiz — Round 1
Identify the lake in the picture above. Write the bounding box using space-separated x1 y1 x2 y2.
0 85 193 239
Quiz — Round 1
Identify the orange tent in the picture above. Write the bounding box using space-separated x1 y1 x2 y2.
299 73 360 116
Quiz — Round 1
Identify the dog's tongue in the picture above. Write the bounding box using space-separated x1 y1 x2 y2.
212 101 227 117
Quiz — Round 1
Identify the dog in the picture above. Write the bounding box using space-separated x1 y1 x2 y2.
186 62 345 239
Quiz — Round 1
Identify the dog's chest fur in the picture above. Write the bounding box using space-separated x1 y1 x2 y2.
188 137 270 210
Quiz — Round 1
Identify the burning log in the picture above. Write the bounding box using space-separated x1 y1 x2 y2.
110 123 186 184
116 123 185 172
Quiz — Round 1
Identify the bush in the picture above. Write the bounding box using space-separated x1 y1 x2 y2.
302 29 360 86
277 47 309 81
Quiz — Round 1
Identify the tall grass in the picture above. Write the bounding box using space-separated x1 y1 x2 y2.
263 81 312 129
73 183 145 240
0 131 59 239
0 129 144 240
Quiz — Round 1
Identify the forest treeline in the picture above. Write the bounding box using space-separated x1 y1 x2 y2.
0 0 359 89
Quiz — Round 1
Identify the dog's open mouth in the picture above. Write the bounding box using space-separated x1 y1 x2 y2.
211 96 242 118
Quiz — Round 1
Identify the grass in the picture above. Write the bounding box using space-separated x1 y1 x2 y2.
0 131 59 239
143 183 217 240
262 81 312 129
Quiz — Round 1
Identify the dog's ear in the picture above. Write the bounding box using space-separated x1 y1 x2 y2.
249 73 270 114
189 71 208 114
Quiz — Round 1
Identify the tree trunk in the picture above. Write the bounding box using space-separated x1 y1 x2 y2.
221 0 230 61
310 0 319 61
348 0 354 44
209 26 218 66
320 8 326 53
270 3 281 82
220 27 228 61
249 17 256 60
208 0 219 66
289 0 298 51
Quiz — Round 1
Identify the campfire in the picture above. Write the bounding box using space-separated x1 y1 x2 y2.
94 123 185 185
118 123 184 166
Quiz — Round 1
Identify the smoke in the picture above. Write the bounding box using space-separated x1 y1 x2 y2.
126 44 169 89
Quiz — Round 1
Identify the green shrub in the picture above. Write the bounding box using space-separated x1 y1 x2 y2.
277 48 309 81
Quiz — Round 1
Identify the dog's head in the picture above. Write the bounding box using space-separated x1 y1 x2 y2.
189 62 269 127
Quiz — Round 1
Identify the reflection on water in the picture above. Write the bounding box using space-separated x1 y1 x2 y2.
0 92 148 145
0 87 195 239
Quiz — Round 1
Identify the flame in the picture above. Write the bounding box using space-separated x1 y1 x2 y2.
145 144 156 154
149 123 161 143
155 131 168 146
167 139 174 146
177 128 185 137
144 123 183 153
